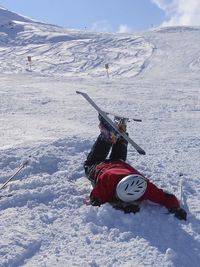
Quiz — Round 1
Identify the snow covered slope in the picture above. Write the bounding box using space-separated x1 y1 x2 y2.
0 7 200 267
0 7 154 78
142 26 200 80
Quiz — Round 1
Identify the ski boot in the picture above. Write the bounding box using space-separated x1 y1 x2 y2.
113 116 128 133
98 114 128 144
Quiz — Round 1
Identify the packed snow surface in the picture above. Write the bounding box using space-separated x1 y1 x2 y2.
0 7 200 267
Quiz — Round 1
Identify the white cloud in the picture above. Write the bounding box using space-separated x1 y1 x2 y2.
90 21 132 33
117 24 132 33
90 20 112 32
151 0 200 26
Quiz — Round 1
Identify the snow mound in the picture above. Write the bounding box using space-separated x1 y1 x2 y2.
1 135 200 267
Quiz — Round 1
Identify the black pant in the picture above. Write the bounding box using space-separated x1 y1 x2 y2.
84 134 128 183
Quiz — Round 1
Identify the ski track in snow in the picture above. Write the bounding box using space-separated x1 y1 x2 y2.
0 7 200 267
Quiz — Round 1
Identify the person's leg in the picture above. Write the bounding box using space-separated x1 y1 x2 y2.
109 138 128 161
84 134 111 183
85 134 111 166
109 116 128 161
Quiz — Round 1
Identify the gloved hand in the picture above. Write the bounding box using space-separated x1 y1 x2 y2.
90 196 102 207
168 207 187 220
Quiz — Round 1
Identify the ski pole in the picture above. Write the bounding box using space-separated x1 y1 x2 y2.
179 173 184 204
0 157 30 191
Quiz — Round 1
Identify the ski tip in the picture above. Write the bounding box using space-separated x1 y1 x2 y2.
76 90 85 95
76 91 87 96
138 150 146 155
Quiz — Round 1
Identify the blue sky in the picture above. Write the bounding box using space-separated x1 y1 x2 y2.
0 0 165 32
0 0 200 32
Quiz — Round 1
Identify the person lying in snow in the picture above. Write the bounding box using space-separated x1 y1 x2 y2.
84 115 187 221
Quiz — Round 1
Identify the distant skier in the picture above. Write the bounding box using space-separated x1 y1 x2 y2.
84 115 187 220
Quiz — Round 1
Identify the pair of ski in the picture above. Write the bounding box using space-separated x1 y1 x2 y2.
76 91 146 155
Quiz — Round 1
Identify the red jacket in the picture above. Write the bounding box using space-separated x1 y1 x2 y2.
90 160 180 209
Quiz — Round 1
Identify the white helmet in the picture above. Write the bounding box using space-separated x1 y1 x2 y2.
116 175 147 202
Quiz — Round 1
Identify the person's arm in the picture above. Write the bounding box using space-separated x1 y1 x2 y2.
89 184 107 206
141 180 187 220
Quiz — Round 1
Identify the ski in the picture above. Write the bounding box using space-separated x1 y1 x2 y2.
76 91 146 155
